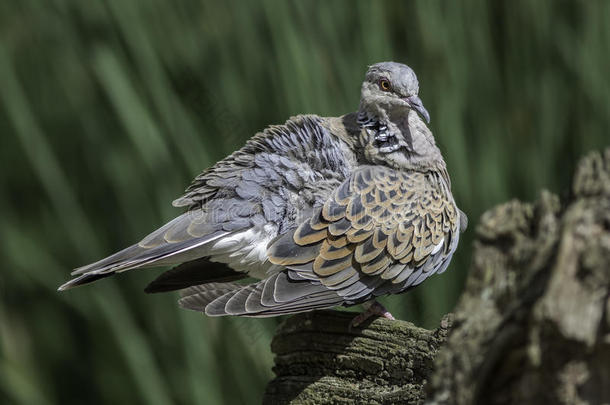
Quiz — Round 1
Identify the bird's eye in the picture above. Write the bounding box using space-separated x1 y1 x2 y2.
379 79 391 91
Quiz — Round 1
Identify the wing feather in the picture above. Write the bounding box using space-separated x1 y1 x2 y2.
268 165 460 303
169 164 461 317
61 114 354 291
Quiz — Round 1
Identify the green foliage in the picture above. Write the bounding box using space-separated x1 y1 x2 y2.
0 1 608 404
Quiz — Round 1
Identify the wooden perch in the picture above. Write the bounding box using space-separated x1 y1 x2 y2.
263 148 610 405
263 310 451 404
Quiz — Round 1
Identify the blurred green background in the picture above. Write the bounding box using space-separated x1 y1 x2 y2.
0 0 608 404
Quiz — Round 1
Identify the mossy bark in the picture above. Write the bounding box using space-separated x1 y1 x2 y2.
263 310 452 404
263 149 610 405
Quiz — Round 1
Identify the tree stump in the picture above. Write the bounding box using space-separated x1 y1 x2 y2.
263 310 452 404
263 149 610 405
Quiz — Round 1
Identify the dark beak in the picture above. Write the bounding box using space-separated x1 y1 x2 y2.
405 95 430 124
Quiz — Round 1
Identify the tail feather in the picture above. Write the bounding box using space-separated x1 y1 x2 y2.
59 230 228 291
144 258 246 293
57 273 115 291
70 244 144 276
179 282 246 311
71 230 227 276
179 272 343 317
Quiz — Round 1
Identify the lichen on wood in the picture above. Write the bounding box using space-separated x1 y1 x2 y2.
263 310 451 404
427 148 610 404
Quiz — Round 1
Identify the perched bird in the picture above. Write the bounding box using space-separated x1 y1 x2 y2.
59 62 466 325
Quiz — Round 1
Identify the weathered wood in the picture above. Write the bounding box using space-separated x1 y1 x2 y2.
263 310 452 404
427 148 610 405
263 148 610 405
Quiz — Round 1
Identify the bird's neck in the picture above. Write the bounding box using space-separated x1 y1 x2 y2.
356 106 446 173
356 104 411 139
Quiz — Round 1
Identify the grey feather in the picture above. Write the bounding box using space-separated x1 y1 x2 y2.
179 282 244 312
244 283 267 313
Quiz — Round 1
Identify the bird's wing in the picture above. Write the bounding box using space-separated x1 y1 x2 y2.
59 115 354 291
184 165 460 316
172 114 353 209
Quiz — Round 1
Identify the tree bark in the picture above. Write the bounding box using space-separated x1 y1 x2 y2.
263 310 452 404
263 148 610 405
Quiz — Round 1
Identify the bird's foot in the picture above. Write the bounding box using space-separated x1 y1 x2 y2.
349 301 395 329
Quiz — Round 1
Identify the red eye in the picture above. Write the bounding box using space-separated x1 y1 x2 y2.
379 79 391 91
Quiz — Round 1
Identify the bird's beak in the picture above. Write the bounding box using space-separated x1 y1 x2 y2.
405 95 430 124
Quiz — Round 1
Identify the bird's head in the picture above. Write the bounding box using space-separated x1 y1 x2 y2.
356 62 443 171
359 62 430 124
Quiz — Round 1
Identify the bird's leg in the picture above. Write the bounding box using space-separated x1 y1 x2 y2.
350 300 395 329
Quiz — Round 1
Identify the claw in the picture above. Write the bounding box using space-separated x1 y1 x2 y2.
349 301 395 330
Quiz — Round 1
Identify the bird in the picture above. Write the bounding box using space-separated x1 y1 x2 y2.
59 62 466 325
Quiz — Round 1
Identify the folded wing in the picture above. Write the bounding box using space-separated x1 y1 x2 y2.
183 165 461 316
59 115 353 291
